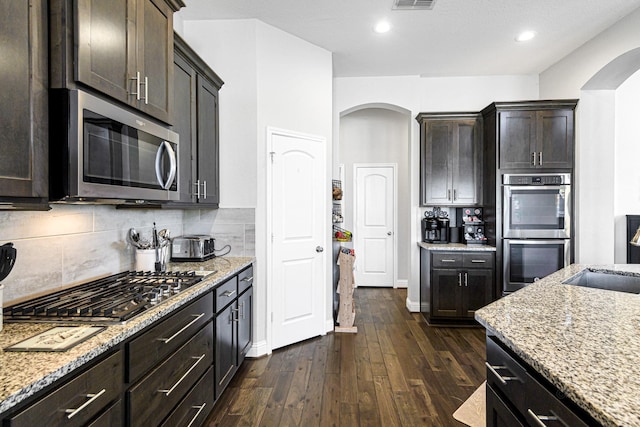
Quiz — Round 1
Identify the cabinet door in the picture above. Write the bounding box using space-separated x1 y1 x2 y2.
173 53 197 203
216 302 237 399
237 288 253 366
451 119 481 205
422 121 453 205
498 111 537 169
537 109 574 169
196 75 220 205
76 0 134 104
0 0 48 200
430 269 461 318
461 269 493 318
137 0 173 123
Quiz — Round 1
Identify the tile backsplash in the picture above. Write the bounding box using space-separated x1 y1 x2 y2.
0 205 255 304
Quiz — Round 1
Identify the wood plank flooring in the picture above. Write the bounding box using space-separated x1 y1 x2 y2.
204 287 486 427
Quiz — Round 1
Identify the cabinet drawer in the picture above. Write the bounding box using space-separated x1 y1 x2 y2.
86 399 123 427
8 351 123 427
160 367 214 427
238 265 254 294
525 378 591 427
215 276 238 313
486 337 529 415
127 291 213 382
462 252 494 268
431 252 463 268
128 322 214 427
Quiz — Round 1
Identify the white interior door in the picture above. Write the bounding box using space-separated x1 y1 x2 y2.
354 165 396 287
269 128 327 350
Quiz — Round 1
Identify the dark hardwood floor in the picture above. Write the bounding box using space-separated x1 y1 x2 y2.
205 287 486 426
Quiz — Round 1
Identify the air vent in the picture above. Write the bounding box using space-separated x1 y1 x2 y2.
392 0 436 10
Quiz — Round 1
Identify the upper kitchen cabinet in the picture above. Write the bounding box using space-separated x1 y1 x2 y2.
173 34 224 207
417 113 482 206
50 0 185 124
0 0 49 208
483 100 578 171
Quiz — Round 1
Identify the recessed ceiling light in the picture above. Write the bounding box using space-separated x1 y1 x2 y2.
515 31 536 42
374 21 391 34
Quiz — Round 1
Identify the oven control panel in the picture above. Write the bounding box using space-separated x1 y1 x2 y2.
503 174 570 185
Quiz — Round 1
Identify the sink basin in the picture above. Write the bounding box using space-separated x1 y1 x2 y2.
562 269 640 294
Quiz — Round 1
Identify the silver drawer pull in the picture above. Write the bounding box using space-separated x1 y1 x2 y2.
222 289 236 298
187 403 207 427
241 276 253 282
527 409 564 427
65 388 106 419
158 354 206 396
485 362 521 385
157 313 205 344
471 259 486 263
441 259 456 263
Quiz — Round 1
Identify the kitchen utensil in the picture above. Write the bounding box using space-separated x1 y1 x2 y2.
0 242 17 282
128 228 142 249
153 222 161 272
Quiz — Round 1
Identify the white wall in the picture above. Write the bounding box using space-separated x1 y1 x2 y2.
334 74 539 310
539 8 640 264
180 19 333 356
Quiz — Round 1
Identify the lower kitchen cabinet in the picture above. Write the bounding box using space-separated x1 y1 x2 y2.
485 335 599 427
421 248 494 324
215 300 237 399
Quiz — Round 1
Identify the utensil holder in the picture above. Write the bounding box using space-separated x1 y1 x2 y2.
135 249 157 272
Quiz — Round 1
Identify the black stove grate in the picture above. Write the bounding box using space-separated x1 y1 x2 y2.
3 271 205 324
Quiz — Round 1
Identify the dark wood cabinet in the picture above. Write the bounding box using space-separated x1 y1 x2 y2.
417 113 482 206
52 0 183 124
173 35 224 207
483 101 577 171
428 250 494 323
215 301 237 400
0 0 49 207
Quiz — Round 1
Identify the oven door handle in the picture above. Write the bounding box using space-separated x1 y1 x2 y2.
155 141 177 190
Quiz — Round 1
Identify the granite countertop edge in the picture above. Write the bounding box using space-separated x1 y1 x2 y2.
475 263 640 427
417 242 496 251
0 256 254 415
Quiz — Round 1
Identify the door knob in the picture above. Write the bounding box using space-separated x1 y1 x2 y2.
316 246 324 253
387 231 392 236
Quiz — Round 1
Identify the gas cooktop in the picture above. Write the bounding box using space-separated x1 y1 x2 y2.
3 270 215 325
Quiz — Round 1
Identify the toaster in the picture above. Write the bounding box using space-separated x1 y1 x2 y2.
170 235 216 261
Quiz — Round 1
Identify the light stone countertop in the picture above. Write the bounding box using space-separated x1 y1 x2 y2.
475 264 640 427
0 256 254 416
417 242 496 251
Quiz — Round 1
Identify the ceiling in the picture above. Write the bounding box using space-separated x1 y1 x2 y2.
177 0 640 78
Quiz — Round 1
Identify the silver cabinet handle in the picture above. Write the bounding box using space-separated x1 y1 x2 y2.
527 409 563 427
239 301 245 319
158 354 205 396
222 289 236 298
458 273 462 287
441 259 456 263
187 403 207 427
143 75 149 104
539 151 543 166
531 152 536 166
447 189 451 200
202 180 207 199
231 308 239 323
453 189 457 201
241 276 253 283
194 179 201 199
485 362 521 385
464 272 468 286
471 259 486 263
157 313 205 344
65 388 106 419
130 71 141 100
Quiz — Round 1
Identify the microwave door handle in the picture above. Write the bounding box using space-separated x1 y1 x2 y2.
155 141 177 190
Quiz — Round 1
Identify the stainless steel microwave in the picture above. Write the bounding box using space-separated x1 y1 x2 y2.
49 89 179 203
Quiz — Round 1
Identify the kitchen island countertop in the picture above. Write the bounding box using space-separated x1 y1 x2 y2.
476 263 640 427
0 256 254 416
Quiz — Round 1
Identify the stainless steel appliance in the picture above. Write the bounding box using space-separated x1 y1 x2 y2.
503 173 571 238
503 239 570 293
49 89 179 203
2 270 212 324
171 235 216 261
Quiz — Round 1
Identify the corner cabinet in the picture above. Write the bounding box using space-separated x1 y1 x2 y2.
173 34 224 207
417 112 482 206
0 0 49 207
50 0 184 124
482 100 577 171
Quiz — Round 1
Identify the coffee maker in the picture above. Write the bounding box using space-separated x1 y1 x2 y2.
422 208 449 244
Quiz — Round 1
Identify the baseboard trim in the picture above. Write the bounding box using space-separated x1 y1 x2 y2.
406 296 421 312
247 340 269 357
396 279 408 288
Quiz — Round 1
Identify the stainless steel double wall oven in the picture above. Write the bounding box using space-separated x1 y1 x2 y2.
502 173 572 293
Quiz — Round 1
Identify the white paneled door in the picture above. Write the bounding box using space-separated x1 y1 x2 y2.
354 165 396 287
269 128 327 351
